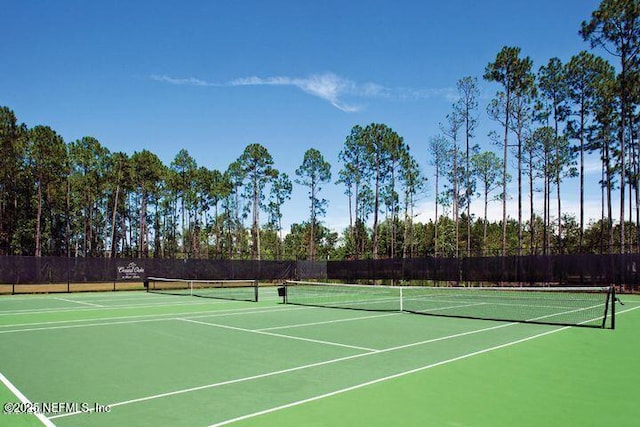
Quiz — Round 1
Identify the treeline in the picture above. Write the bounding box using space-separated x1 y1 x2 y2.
431 0 640 257
0 112 425 260
2 0 640 259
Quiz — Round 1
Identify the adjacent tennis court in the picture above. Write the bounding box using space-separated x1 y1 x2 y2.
1 286 639 427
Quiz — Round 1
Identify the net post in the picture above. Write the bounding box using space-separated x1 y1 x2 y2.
601 286 611 329
601 285 615 329
611 286 616 330
254 280 259 302
283 281 288 304
399 287 403 312
190 280 193 297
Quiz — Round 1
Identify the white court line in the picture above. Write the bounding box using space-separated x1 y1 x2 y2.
409 301 607 325
0 291 147 302
0 293 283 316
0 371 56 427
0 317 180 334
0 291 281 304
0 306 307 334
179 318 379 352
50 320 518 420
209 304 640 427
405 301 488 314
51 295 177 304
527 303 605 323
54 297 104 308
208 327 566 427
0 305 306 330
0 299 229 316
256 312 400 332
39 303 640 421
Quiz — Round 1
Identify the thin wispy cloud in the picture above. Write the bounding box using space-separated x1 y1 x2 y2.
150 74 215 87
151 72 453 112
228 73 365 112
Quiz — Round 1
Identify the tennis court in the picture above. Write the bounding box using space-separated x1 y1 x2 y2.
1 285 639 427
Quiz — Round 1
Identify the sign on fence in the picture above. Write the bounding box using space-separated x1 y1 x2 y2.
116 262 145 280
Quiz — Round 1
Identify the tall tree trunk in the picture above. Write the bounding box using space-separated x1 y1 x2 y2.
354 182 360 259
633 132 640 253
501 94 510 256
579 107 585 252
139 193 147 258
372 155 380 260
466 116 471 258
600 162 605 254
154 201 162 258
543 148 548 255
234 189 241 259
35 177 43 257
453 141 459 258
66 175 71 258
556 174 562 254
391 164 397 259
347 185 354 257
529 153 535 254
109 183 120 258
434 171 439 257
483 189 489 256
310 182 316 261
620 67 627 254
253 186 260 260
403 193 412 259
605 138 613 253
517 125 523 256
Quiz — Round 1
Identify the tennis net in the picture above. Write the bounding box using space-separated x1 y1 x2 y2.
146 277 259 302
283 281 615 329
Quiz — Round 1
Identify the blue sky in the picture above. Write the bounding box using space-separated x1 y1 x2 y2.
2 0 606 233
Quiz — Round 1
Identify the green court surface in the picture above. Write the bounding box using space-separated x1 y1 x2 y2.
0 288 638 427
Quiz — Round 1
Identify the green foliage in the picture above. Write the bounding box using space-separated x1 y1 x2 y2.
283 222 338 260
27 125 68 256
295 148 331 222
295 148 331 261
580 0 640 61
236 143 278 260
267 172 292 240
0 107 28 253
68 136 111 256
484 46 534 98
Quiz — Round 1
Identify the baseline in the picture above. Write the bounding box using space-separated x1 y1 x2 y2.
0 371 56 427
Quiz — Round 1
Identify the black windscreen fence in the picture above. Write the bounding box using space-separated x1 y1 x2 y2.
325 254 640 290
296 260 327 280
466 254 640 287
0 257 294 285
0 254 638 291
146 259 294 281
